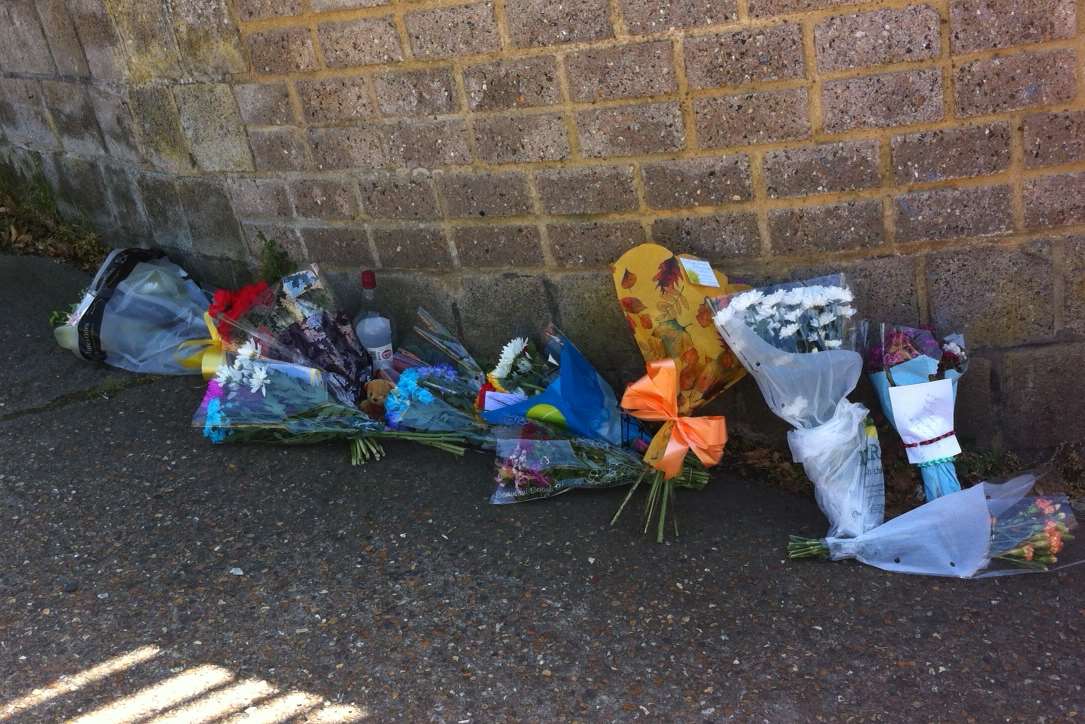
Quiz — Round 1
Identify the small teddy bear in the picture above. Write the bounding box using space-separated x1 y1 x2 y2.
360 378 395 419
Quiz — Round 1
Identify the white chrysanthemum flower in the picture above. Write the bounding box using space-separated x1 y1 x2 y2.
492 337 529 379
944 341 962 355
825 339 843 349
215 363 242 387
248 364 269 396
827 286 854 303
837 305 857 318
782 306 804 322
753 303 776 321
779 396 808 419
802 286 831 309
730 289 764 312
760 290 785 308
781 288 805 307
237 339 258 360
779 323 801 339
714 307 736 325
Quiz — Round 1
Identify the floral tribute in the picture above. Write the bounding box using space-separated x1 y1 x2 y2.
856 322 969 502
610 243 747 541
712 275 885 539
788 473 1079 577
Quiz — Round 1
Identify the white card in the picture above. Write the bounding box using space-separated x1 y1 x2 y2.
888 379 961 464
483 390 528 411
679 258 720 287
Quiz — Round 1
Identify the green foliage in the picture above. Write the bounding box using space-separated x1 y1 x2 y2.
258 231 296 283
957 448 1023 486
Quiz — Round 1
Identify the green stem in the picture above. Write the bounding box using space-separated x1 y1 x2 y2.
611 468 648 526
656 477 669 544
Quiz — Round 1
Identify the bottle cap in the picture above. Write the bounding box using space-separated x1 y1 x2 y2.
360 270 376 290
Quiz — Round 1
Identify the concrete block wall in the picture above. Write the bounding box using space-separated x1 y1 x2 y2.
0 0 1083 452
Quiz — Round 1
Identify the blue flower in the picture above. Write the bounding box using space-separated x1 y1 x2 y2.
202 398 230 444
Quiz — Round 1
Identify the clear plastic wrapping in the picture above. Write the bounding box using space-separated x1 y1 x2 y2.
492 426 649 504
800 474 1080 578
212 266 372 407
54 249 212 375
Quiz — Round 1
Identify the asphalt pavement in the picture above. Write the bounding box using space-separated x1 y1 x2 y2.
0 254 1082 722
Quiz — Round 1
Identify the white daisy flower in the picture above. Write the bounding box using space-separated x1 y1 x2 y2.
215 363 243 387
248 364 269 396
237 338 259 360
825 339 843 349
492 337 529 379
827 286 854 304
730 289 764 312
837 305 857 318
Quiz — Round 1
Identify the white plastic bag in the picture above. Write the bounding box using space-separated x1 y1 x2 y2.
713 289 884 538
54 248 212 375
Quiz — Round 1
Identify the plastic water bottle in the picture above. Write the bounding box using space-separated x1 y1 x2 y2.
353 270 394 371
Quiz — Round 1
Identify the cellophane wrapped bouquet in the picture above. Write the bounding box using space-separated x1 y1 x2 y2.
194 276 468 463
856 322 968 501
711 275 885 538
483 327 670 506
491 423 651 504
788 473 1078 577
212 266 371 407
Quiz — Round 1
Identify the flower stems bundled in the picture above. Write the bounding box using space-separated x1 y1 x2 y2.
610 462 710 542
991 496 1075 570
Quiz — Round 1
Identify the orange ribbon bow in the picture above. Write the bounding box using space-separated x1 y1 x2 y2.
621 359 728 479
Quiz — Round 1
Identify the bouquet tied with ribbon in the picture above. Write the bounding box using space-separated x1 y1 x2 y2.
611 243 746 541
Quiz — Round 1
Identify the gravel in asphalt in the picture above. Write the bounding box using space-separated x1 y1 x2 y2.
1 255 1082 722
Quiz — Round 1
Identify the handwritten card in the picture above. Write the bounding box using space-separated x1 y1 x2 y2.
888 379 961 464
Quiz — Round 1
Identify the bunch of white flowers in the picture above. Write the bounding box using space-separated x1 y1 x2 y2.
215 340 271 396
714 278 857 353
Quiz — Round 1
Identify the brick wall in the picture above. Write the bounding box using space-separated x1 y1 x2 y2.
0 0 1083 451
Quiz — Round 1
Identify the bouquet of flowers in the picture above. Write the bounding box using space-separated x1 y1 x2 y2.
483 325 648 448
384 364 493 449
212 266 372 408
399 307 486 389
53 248 216 375
788 473 1078 577
856 322 968 501
610 243 746 541
711 275 885 538
486 336 557 395
194 350 467 463
491 424 660 504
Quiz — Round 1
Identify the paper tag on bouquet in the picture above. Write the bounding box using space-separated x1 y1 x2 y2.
679 258 720 288
888 379 961 464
